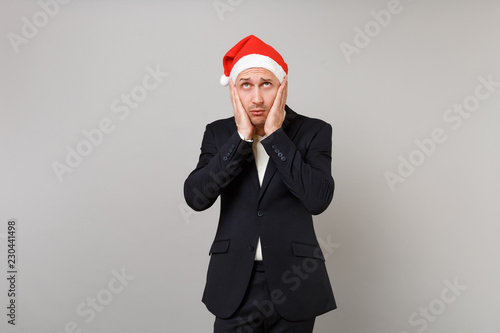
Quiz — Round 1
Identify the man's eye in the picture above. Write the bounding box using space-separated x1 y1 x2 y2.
263 82 271 87
242 83 250 88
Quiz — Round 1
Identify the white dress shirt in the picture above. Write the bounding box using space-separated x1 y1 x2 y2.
237 132 269 261
251 134 269 261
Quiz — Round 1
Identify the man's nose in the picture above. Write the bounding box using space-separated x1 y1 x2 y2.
252 88 264 104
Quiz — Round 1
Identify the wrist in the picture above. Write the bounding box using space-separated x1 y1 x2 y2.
264 126 279 136
237 131 254 142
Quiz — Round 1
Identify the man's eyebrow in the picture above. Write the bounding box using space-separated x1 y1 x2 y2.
238 77 273 82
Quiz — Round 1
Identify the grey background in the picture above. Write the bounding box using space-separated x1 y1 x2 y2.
1 0 499 332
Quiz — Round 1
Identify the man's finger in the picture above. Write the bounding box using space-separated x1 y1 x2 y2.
274 76 287 113
231 81 246 116
281 76 288 105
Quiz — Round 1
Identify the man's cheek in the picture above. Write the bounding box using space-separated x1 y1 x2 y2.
268 91 279 104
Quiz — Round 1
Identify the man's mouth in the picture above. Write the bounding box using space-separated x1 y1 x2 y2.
250 109 265 116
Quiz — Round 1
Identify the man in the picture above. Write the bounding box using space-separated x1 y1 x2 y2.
184 35 336 333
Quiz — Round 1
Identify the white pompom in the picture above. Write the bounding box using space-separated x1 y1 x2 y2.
220 75 230 86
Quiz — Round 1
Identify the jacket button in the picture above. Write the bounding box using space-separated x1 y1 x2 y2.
272 145 277 149
248 245 255 252
281 157 286 161
257 210 264 217
223 156 228 161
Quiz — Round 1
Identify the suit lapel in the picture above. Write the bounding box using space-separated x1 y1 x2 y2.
246 155 261 191
257 106 303 202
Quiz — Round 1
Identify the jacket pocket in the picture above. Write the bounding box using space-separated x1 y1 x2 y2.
291 242 325 262
209 239 230 255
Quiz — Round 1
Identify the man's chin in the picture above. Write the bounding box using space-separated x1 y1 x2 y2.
249 117 266 127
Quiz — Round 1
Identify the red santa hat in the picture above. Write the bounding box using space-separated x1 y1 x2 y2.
220 35 288 86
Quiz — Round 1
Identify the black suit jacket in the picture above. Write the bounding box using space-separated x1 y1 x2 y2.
184 106 336 320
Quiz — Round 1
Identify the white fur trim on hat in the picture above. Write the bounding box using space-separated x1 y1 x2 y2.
227 54 286 86
220 75 230 86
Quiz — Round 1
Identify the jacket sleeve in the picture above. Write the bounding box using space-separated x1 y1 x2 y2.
261 122 334 215
184 124 254 211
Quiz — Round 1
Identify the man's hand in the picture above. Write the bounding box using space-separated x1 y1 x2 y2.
264 75 288 136
229 78 255 140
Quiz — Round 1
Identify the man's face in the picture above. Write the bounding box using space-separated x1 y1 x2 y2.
235 68 281 129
